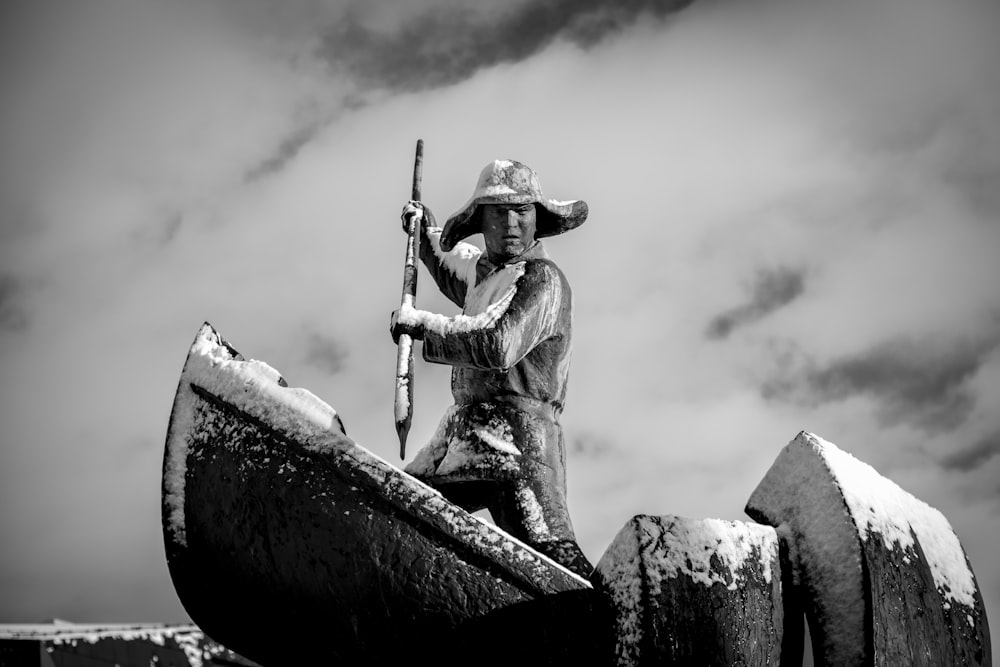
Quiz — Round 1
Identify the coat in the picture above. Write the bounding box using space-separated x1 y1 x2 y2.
402 223 577 544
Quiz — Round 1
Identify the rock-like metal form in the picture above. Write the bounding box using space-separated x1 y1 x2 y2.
162 323 608 666
746 431 991 666
593 514 785 666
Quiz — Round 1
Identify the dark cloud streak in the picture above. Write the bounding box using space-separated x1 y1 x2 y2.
764 333 1000 433
0 273 29 333
245 122 327 182
319 0 694 92
706 267 805 340
944 154 1000 220
303 332 348 375
940 429 1000 472
132 213 183 248
569 431 616 457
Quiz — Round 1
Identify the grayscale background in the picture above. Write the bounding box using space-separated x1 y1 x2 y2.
1 1 997 661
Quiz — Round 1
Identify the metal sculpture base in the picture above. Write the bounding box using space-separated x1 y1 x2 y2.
162 324 990 666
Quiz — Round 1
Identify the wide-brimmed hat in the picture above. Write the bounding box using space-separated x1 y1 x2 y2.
440 160 588 252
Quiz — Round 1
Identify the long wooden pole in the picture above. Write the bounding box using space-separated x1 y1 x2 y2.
395 139 423 459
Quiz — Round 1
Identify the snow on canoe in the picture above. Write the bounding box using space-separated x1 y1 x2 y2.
161 323 605 666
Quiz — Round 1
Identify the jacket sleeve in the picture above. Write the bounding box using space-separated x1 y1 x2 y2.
417 260 567 371
419 225 481 308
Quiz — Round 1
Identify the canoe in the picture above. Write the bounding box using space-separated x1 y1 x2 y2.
161 323 606 666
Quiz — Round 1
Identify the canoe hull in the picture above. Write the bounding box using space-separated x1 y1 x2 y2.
162 324 603 665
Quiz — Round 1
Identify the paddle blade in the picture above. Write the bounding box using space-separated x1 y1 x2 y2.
394 333 414 459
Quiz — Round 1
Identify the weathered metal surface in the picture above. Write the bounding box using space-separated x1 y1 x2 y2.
0 623 259 667
746 431 991 666
162 327 990 665
593 514 784 666
395 138 423 458
162 323 605 666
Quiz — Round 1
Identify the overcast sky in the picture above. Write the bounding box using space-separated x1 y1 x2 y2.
1 0 997 656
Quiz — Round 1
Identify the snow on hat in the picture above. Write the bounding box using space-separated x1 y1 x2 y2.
440 160 588 252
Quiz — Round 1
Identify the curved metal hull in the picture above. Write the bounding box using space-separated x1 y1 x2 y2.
162 324 603 666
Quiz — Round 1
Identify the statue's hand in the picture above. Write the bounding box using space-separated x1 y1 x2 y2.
390 307 425 343
401 200 436 233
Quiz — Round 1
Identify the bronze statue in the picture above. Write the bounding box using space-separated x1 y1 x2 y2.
390 159 592 577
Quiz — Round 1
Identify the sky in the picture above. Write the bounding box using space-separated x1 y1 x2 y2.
0 0 998 657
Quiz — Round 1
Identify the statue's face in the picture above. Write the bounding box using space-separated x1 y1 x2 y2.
481 203 537 263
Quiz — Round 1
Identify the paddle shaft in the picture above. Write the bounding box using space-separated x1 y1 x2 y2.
395 139 423 459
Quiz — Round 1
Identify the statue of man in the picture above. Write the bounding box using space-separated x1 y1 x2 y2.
390 159 593 577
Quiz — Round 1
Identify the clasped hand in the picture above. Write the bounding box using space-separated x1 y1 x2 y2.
400 200 436 233
390 306 425 344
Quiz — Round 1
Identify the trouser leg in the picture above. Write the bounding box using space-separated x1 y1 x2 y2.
488 460 593 578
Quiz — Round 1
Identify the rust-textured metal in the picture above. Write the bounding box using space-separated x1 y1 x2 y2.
395 139 423 459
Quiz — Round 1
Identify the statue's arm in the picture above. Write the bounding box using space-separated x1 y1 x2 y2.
419 224 480 308
415 261 567 371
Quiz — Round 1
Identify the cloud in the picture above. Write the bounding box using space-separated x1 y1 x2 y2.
318 0 695 92
706 267 805 340
129 212 184 249
763 332 1000 433
943 148 1000 220
244 121 330 182
568 431 616 458
0 274 29 333
302 332 349 375
940 430 1000 472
